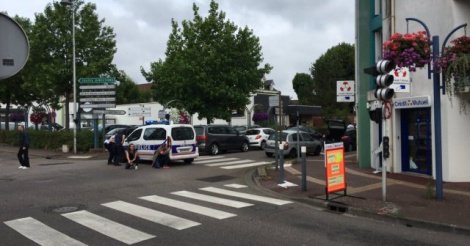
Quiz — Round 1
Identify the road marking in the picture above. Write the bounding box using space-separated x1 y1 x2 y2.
196 156 226 160
62 210 155 245
4 217 86 246
221 161 272 169
172 190 253 208
140 195 236 220
193 158 240 164
205 159 254 167
199 187 292 205
224 184 248 189
101 201 200 230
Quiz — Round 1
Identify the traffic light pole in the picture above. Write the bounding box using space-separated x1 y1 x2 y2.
381 103 387 202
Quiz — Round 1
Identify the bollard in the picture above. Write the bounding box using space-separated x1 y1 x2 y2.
301 146 307 191
279 142 285 184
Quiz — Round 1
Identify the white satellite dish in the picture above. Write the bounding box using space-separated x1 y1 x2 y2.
0 13 29 80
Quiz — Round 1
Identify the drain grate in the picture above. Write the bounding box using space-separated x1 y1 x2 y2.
197 175 235 183
38 162 73 166
45 204 86 214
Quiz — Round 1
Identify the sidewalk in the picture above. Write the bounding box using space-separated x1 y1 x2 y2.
0 143 107 160
256 153 470 234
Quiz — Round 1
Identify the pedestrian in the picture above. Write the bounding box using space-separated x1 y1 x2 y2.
113 129 125 166
104 135 115 165
125 143 139 170
17 125 30 169
152 137 172 169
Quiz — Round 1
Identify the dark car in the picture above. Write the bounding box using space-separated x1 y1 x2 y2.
341 127 357 152
194 125 250 155
325 120 347 143
287 126 323 140
103 124 130 134
104 125 138 140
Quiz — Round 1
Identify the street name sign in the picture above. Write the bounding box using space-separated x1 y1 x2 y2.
79 77 116 109
79 97 115 102
81 103 116 108
79 77 115 84
92 109 126 115
128 106 152 117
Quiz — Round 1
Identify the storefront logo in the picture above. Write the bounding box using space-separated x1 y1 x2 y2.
394 96 431 109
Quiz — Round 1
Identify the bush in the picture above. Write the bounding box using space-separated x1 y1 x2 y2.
0 129 96 153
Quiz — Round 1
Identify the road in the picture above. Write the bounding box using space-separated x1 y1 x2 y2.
0 148 469 245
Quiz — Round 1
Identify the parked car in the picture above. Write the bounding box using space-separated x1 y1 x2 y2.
40 123 63 131
104 125 138 140
245 128 275 150
325 119 347 143
287 126 323 140
233 125 248 135
124 124 198 163
265 130 322 158
104 124 130 134
341 127 357 152
194 125 250 155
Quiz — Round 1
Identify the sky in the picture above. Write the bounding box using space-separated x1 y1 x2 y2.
1 0 355 99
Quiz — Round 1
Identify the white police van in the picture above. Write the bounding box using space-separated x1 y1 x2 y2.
124 124 198 163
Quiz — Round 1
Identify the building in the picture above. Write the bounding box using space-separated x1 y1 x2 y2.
356 0 470 182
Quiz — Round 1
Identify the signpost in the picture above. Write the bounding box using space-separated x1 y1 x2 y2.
324 142 346 200
128 106 152 117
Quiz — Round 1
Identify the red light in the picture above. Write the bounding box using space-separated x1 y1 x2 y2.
255 135 262 140
196 135 207 141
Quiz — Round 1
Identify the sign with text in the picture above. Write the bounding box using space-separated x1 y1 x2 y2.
389 67 410 92
336 80 355 102
128 106 152 117
79 77 116 109
324 142 346 194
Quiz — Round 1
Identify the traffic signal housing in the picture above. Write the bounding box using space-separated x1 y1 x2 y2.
383 136 390 159
364 59 395 101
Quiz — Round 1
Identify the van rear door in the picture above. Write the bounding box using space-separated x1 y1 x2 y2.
171 126 197 159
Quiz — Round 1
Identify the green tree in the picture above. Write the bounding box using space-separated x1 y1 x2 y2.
310 43 355 119
113 70 151 104
28 0 116 129
292 73 315 105
142 0 271 123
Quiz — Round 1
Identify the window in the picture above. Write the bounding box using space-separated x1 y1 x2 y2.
143 128 166 140
246 129 260 135
291 133 299 142
269 132 287 141
263 129 274 135
226 127 237 135
172 127 195 140
127 129 142 142
301 133 314 142
208 126 221 134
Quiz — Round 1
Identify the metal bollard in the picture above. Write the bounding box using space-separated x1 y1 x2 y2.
301 146 307 191
279 142 285 184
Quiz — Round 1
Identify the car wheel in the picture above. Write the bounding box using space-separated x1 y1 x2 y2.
184 158 194 164
241 142 249 152
314 146 322 156
260 141 267 150
209 144 219 155
265 152 273 157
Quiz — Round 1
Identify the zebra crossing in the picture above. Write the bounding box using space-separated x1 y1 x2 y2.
3 185 292 245
194 155 272 169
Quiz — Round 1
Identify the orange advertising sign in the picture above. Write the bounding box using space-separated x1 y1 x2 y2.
325 142 346 193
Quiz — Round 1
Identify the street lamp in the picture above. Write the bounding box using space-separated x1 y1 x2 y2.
61 0 77 154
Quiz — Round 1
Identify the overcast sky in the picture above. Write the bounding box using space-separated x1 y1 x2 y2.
2 0 355 99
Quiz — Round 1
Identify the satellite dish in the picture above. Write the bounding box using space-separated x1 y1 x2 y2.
0 13 29 80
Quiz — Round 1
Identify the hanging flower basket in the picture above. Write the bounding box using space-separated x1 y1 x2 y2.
383 31 431 71
439 36 470 96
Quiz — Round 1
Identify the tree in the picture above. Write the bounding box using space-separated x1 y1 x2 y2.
28 1 116 129
292 73 315 105
310 43 355 119
142 0 271 123
113 70 152 104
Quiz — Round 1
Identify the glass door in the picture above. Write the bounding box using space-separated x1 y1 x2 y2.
401 108 432 175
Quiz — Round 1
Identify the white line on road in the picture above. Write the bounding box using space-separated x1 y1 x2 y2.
4 217 86 246
221 161 272 169
140 195 236 220
199 187 292 206
196 156 226 160
171 190 253 208
101 201 200 230
205 159 254 167
224 184 248 189
193 158 240 164
62 210 155 245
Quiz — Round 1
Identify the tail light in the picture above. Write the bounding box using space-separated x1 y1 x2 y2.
283 142 289 150
196 135 207 141
255 135 262 140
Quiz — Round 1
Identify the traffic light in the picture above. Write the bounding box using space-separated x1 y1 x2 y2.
364 59 395 101
383 136 390 159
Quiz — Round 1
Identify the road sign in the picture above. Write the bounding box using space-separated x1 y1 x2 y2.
79 84 116 90
336 80 355 102
389 67 410 92
128 106 152 117
79 91 115 96
78 77 115 84
79 97 115 102
81 103 116 108
92 109 126 115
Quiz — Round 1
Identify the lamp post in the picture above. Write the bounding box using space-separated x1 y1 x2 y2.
61 0 77 154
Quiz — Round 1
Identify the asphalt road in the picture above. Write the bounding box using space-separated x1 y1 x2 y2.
1 148 469 245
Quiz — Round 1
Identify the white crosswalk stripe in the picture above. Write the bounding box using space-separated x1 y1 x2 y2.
221 161 272 169
62 210 155 245
171 190 253 208
196 156 226 160
199 187 292 205
102 200 201 230
140 195 236 219
193 157 240 164
4 217 87 246
205 159 254 167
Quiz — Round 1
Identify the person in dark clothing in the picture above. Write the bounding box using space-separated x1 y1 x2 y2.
104 135 115 165
17 125 30 169
113 130 125 166
125 143 139 170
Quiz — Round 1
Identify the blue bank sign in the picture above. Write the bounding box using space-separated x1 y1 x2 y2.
394 96 432 109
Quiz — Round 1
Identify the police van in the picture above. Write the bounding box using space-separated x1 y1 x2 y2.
124 124 198 163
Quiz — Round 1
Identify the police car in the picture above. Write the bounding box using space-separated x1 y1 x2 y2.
124 124 198 163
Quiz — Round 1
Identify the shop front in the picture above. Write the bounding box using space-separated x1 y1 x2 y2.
394 96 433 176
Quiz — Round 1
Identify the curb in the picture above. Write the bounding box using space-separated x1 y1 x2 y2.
246 166 470 236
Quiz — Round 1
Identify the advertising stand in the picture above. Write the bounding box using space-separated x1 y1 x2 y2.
324 142 347 200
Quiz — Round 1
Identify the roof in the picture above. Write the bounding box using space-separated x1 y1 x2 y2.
136 83 153 92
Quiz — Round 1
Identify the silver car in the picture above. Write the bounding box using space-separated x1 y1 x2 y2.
264 130 322 157
245 128 275 149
